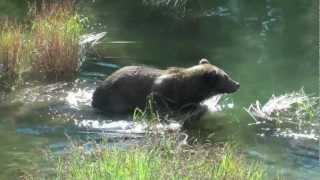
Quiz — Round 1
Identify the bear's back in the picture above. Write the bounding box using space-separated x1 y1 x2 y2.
106 66 163 83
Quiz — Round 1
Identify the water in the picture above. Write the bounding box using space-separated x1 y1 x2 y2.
0 0 318 179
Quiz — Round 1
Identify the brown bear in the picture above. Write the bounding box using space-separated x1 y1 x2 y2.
92 59 239 114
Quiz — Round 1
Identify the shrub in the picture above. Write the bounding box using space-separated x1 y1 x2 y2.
0 0 85 88
31 0 84 81
0 20 33 88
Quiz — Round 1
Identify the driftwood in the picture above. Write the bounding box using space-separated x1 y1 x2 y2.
245 90 320 160
245 89 319 139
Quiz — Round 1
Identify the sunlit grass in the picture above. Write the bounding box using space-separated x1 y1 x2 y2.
55 136 266 180
0 21 33 89
212 149 265 180
31 0 84 81
0 0 85 87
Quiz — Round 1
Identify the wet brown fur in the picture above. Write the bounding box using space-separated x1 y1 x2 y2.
92 59 239 114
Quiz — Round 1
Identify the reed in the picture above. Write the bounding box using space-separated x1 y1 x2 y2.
0 21 33 88
0 0 85 87
31 0 84 81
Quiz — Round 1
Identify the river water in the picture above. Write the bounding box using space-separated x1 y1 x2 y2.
0 0 318 179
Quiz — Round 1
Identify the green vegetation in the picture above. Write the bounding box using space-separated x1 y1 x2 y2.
0 0 84 88
56 97 265 179
56 136 266 180
0 21 33 88
31 0 84 80
133 95 161 124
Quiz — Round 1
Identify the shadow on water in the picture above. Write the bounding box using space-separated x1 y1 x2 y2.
0 0 318 179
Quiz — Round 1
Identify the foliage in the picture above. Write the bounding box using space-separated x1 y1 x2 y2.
0 21 33 89
31 0 84 81
0 0 85 88
55 135 266 180
133 95 161 124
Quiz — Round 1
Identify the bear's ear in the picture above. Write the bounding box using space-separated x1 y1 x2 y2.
199 58 210 65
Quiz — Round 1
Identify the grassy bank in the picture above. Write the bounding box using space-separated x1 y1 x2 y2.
55 135 266 180
0 0 84 88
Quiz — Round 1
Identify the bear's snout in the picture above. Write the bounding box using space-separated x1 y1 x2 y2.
226 80 240 93
218 78 239 94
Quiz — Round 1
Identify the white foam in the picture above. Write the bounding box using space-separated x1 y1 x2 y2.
75 119 181 134
66 88 94 110
202 95 223 112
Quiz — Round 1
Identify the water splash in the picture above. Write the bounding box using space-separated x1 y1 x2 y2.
75 119 181 134
79 32 107 65
245 90 320 164
246 89 319 137
202 95 234 112
80 32 107 46
66 87 94 110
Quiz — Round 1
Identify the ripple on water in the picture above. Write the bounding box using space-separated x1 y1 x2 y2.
9 79 240 159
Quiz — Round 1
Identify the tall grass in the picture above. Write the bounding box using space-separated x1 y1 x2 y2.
0 0 85 87
31 0 84 81
133 95 162 124
0 21 33 88
55 137 266 180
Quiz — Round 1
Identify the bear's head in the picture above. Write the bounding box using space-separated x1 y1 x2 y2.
152 59 240 108
186 58 240 99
